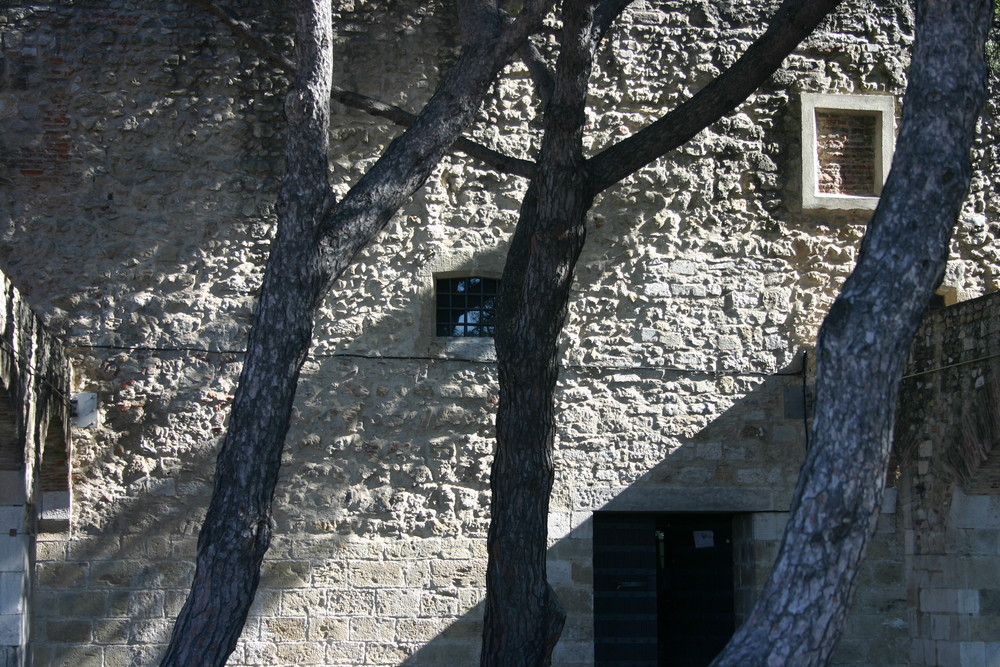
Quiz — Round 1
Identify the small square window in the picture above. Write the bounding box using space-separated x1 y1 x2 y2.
801 93 896 211
435 276 499 337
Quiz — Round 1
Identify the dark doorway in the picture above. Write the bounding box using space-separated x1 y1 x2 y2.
593 512 737 667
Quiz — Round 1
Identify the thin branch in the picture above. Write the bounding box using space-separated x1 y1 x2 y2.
593 0 635 42
332 90 535 177
186 0 296 72
586 0 843 193
314 0 553 250
186 0 534 179
518 37 555 107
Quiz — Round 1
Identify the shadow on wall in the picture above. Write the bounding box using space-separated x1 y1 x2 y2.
398 369 907 667
29 352 497 665
399 371 784 666
28 359 907 666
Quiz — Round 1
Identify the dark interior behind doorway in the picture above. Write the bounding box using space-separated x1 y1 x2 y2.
593 512 736 667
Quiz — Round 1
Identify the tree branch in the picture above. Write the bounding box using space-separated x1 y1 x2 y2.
331 90 536 177
186 0 534 179
185 0 296 72
593 0 635 42
517 36 555 107
315 0 555 268
459 0 503 44
586 0 843 193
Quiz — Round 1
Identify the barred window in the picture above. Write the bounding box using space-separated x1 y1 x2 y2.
435 276 499 337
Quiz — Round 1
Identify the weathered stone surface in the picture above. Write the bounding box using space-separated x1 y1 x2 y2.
894 294 1000 665
1 0 997 664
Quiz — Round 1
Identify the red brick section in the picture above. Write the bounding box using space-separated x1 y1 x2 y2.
2 9 147 185
2 47 80 184
21 62 76 184
816 111 877 196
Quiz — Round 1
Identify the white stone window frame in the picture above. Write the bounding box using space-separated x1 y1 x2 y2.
800 93 896 211
420 252 505 362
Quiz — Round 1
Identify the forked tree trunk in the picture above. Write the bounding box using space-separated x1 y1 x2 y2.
161 1 555 663
712 0 991 664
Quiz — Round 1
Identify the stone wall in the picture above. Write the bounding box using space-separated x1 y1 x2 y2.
0 0 997 665
0 269 72 666
896 294 1000 666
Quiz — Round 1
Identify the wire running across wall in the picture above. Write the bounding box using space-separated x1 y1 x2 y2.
66 339 809 379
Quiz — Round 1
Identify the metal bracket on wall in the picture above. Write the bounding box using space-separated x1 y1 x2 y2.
70 392 98 428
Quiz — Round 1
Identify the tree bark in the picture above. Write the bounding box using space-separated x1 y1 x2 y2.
482 3 600 662
712 0 991 664
162 2 555 664
159 2 334 663
481 0 845 663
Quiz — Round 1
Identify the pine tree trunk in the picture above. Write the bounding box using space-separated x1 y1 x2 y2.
713 0 991 663
159 2 335 663
482 3 599 665
481 1 851 662
161 2 554 663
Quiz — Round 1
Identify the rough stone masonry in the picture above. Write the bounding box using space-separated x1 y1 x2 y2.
1 0 999 665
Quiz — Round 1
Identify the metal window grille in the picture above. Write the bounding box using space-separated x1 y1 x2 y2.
435 276 498 337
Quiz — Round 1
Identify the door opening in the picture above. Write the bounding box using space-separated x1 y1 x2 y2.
593 512 737 667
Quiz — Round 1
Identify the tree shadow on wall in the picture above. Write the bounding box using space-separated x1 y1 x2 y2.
397 369 812 666
400 365 907 667
30 350 504 666
29 356 908 667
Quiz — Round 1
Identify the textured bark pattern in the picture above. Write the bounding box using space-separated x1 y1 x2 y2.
482 5 599 663
159 1 335 664
712 1 991 665
161 2 556 664
481 0 847 663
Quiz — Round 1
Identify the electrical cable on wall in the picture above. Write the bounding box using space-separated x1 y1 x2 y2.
67 340 810 379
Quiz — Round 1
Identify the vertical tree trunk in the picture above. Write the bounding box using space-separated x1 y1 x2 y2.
713 0 991 664
482 3 600 665
481 1 847 662
159 2 335 664
482 0 857 662
162 2 556 663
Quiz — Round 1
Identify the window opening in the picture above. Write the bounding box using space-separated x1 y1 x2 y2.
435 276 499 337
38 415 70 533
815 111 878 196
0 383 21 472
